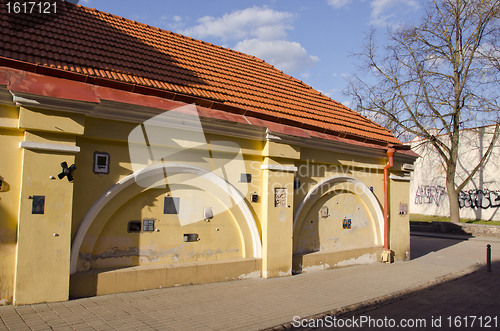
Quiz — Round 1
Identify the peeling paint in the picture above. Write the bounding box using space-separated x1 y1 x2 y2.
302 263 330 273
278 268 291 277
279 209 287 223
81 244 242 266
239 271 261 280
335 253 378 267
81 245 183 263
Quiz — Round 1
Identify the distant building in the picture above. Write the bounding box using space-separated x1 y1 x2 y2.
0 2 417 305
410 125 500 221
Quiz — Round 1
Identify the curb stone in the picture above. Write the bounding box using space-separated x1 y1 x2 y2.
261 263 485 331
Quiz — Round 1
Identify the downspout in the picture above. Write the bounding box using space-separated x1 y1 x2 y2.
383 147 395 259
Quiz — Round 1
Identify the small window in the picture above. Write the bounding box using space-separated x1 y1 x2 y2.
93 152 110 174
128 221 141 233
143 219 155 232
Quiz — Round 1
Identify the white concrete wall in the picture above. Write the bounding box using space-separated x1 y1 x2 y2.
410 126 500 221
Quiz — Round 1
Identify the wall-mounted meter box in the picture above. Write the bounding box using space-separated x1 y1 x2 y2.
93 152 110 174
184 233 199 242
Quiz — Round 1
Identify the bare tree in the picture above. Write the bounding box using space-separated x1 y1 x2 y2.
347 0 500 223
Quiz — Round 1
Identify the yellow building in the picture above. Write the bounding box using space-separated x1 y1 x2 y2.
0 2 417 305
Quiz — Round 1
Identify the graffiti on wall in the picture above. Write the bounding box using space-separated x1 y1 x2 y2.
458 189 500 209
414 185 447 206
415 185 500 210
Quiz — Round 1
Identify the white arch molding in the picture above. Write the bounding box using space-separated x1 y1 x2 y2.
293 175 384 246
70 164 262 274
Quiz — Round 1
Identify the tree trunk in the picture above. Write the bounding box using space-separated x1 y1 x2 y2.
446 155 460 223
448 186 460 223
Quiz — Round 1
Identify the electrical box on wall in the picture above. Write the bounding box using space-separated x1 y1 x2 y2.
240 173 252 183
251 192 258 203
93 152 110 174
399 204 408 215
31 196 45 214
321 206 329 218
183 233 199 242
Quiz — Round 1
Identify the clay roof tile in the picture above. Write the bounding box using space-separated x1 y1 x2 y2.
0 1 400 145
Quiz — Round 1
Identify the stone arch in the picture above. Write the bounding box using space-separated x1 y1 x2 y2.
70 164 261 274
293 175 384 251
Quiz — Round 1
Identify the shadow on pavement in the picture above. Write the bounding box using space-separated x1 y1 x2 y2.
269 261 500 331
409 234 468 259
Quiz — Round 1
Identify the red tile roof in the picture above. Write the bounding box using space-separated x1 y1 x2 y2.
0 2 401 145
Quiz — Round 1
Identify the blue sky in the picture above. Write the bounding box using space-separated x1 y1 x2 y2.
76 0 421 107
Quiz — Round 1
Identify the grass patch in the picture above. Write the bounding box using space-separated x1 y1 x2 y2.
410 214 500 226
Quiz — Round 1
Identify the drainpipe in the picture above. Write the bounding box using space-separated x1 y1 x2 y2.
382 147 395 262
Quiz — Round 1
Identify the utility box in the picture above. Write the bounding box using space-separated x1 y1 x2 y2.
183 233 199 242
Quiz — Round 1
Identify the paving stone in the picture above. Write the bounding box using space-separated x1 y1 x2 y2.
3 236 500 331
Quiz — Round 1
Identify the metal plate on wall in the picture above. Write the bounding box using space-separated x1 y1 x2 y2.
32 196 45 214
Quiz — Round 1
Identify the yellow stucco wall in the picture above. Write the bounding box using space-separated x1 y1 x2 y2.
0 100 414 305
295 190 377 254
389 173 411 261
291 150 388 272
88 187 245 269
0 125 23 306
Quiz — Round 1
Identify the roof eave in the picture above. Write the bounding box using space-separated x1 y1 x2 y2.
0 57 401 147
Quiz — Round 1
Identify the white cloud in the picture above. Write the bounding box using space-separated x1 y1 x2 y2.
327 0 351 9
160 15 186 30
181 6 294 42
369 0 419 26
178 6 319 76
234 39 319 74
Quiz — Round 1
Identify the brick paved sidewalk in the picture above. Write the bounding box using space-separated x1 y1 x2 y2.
286 262 500 331
1 236 499 331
